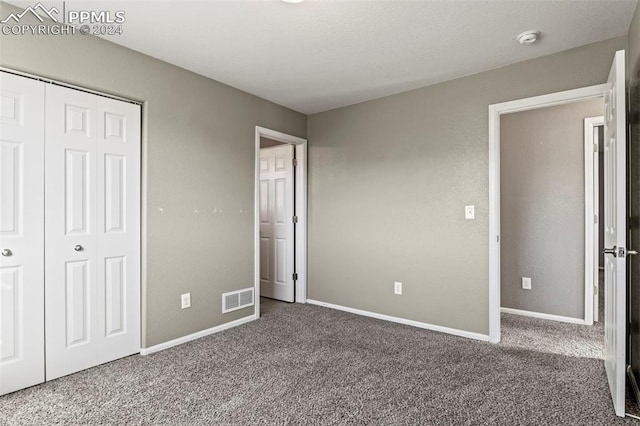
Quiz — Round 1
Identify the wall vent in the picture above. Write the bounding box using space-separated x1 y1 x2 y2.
222 287 254 314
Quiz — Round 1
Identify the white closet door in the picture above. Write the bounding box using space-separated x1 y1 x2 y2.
45 84 99 380
45 84 141 380
0 72 45 395
96 96 140 364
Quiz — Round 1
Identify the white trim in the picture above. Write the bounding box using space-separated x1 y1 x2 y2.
0 66 142 105
140 314 256 355
254 126 308 317
307 299 490 342
488 84 606 343
501 307 586 325
488 85 607 116
294 142 307 303
489 103 501 344
584 116 604 326
140 102 148 349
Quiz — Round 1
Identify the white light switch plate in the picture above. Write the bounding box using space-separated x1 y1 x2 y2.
394 281 402 295
465 205 475 220
522 277 531 290
181 293 191 309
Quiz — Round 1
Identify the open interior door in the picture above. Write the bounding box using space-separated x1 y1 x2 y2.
603 49 627 418
259 144 295 302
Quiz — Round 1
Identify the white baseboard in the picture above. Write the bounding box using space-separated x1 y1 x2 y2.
306 299 489 342
500 307 586 325
140 314 257 355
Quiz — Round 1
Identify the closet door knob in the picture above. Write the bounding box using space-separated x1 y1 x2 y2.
1 249 12 257
74 245 83 252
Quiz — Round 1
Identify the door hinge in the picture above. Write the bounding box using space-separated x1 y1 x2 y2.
292 215 298 223
594 285 599 296
293 273 298 281
594 143 598 153
293 158 298 167
497 235 500 243
594 214 598 225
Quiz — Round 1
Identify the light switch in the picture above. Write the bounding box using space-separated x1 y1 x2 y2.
181 293 191 309
465 205 475 220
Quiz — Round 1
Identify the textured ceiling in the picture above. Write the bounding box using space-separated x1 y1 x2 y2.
10 0 637 114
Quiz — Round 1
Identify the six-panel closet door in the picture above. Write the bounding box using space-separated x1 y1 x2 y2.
44 84 141 380
0 72 45 395
0 73 141 394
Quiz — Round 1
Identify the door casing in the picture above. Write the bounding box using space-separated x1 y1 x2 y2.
488 83 607 343
254 126 307 318
585 116 605 324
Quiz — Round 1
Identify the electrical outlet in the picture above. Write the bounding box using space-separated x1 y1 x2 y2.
394 281 402 295
181 293 191 309
465 205 475 220
522 277 531 290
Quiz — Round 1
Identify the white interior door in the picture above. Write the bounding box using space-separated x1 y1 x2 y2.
45 84 99 379
259 144 295 302
603 49 626 418
0 72 45 395
96 95 140 364
45 84 140 380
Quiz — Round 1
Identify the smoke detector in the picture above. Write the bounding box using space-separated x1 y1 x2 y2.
517 30 540 45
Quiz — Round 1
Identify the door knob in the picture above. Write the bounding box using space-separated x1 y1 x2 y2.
1 249 12 257
74 245 83 252
603 247 617 257
629 250 638 256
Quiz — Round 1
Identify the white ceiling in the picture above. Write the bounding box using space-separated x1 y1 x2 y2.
12 0 637 114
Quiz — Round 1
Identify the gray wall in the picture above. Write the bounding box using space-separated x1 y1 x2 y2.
0 2 307 347
627 1 640 387
307 37 625 335
500 100 603 319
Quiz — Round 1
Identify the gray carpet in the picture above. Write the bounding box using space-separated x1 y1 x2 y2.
1 297 637 425
499 272 604 360
500 312 603 359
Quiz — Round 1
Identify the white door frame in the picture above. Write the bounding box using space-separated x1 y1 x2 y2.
585 116 604 324
488 84 607 343
254 126 307 318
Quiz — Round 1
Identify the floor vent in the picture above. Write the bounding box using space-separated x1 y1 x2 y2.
222 288 254 313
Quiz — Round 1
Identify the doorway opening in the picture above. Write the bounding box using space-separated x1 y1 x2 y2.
488 84 608 344
254 127 307 318
494 97 604 360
